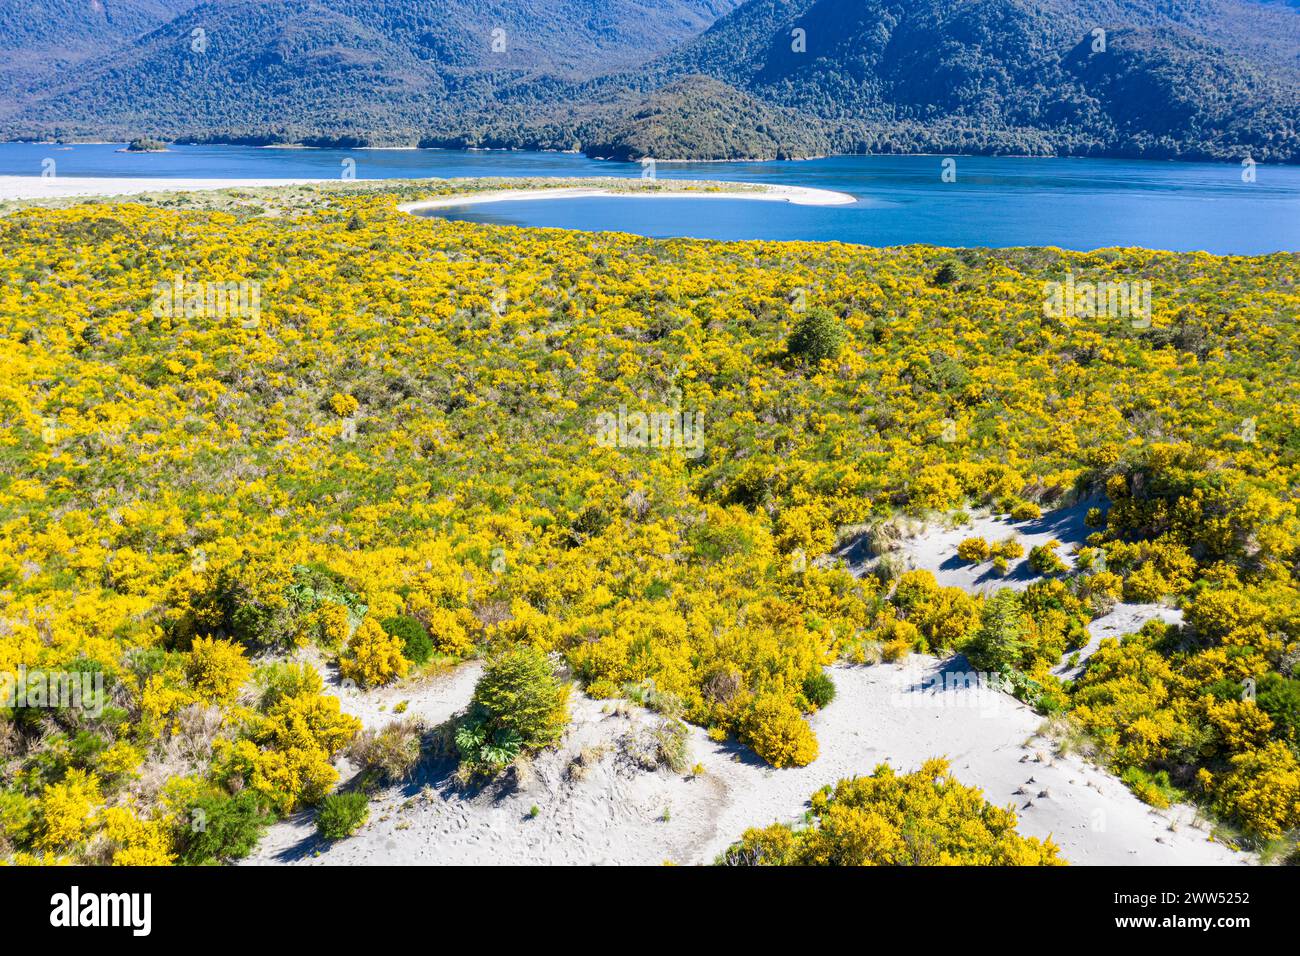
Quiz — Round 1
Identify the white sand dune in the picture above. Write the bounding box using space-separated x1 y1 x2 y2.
242 656 1242 867
847 499 1101 594
242 500 1239 867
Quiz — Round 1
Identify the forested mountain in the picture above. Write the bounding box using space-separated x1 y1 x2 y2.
2 0 1297 161
640 0 1300 160
0 0 199 112
1 0 742 143
449 0 1300 161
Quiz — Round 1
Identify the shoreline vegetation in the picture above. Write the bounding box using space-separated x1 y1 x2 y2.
1 180 1297 867
6 137 1294 166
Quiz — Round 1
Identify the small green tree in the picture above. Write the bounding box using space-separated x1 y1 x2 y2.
964 590 1027 673
933 262 961 286
786 307 845 364
177 791 268 864
457 646 569 770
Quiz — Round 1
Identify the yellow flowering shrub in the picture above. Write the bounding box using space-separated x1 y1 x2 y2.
720 759 1062 865
328 392 359 417
35 770 100 851
185 636 253 703
214 689 361 814
1 182 1298 860
98 806 176 866
339 618 410 688
741 694 819 768
1207 742 1300 840
416 605 476 657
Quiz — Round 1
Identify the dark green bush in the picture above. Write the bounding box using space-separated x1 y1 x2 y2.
316 791 369 840
802 670 836 709
1258 673 1300 745
457 646 569 771
177 791 268 864
381 615 433 665
933 262 961 286
786 307 845 364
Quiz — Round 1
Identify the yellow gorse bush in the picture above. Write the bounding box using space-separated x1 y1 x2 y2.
720 758 1063 865
339 618 410 688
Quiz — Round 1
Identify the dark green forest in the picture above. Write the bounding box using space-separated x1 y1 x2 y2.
3 0 1297 162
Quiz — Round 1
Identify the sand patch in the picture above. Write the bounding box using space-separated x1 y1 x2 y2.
242 657 1242 867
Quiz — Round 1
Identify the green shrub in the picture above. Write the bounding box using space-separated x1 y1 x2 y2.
1028 541 1068 575
380 615 433 665
316 791 369 840
1258 673 1300 746
933 262 961 286
177 791 268 865
964 590 1027 674
457 646 569 771
802 670 836 709
786 307 845 364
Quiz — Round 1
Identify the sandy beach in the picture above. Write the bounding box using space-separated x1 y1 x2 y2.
0 176 856 207
396 183 857 211
238 499 1242 868
0 175 327 200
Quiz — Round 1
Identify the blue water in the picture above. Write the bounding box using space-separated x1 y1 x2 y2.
5 143 1298 253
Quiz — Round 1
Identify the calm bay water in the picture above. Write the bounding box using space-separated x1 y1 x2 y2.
5 143 1298 254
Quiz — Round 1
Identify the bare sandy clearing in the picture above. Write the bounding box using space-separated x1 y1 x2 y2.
851 499 1184 676
243 657 1242 867
846 499 1099 594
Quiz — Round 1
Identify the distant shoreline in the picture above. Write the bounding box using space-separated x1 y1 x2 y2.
0 139 1284 166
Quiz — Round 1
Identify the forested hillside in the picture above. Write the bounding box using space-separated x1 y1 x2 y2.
454 0 1300 161
2 0 741 144
0 0 199 112
2 0 1297 161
